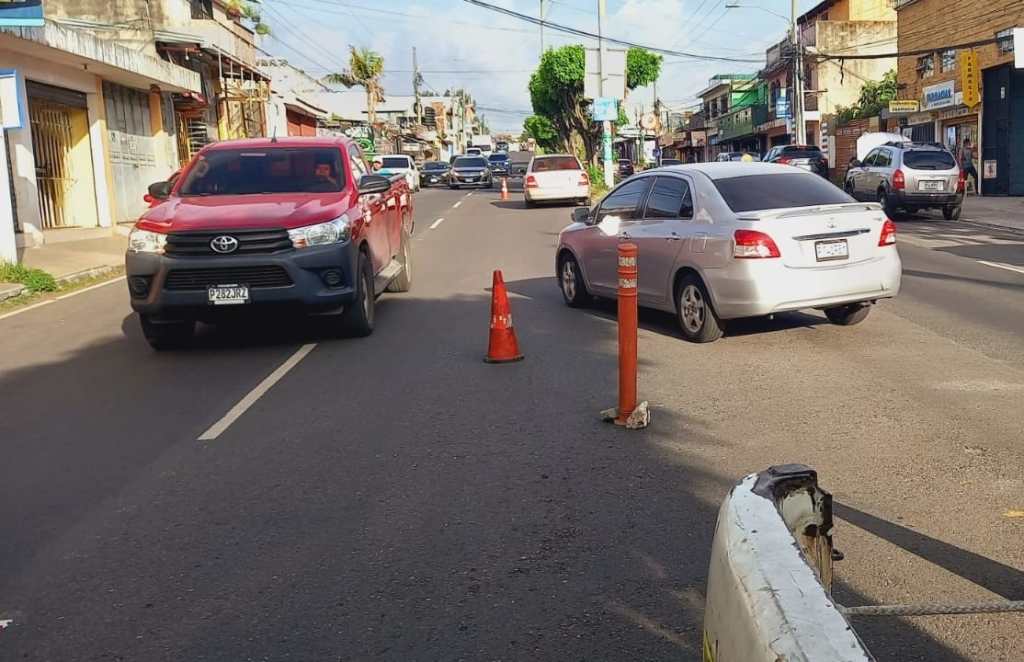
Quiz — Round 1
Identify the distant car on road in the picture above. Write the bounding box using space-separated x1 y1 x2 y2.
617 159 635 178
127 136 414 349
659 158 683 167
762 145 827 178
420 160 450 187
449 155 492 189
844 141 964 220
488 152 511 179
377 154 420 192
555 162 901 342
465 147 483 156
524 154 590 207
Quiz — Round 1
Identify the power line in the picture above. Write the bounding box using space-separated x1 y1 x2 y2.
462 0 764 63
815 36 1002 60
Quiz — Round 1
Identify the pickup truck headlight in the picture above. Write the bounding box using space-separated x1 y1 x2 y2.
128 228 167 254
288 215 352 248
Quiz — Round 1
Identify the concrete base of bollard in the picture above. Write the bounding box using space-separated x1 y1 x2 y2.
600 401 651 429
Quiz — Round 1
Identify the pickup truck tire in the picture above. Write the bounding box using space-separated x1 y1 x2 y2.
386 229 413 293
340 252 375 337
140 315 194 350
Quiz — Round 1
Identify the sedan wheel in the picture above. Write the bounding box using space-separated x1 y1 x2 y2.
676 275 724 343
559 254 589 307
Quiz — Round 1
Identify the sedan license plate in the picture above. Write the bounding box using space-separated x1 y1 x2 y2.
919 180 944 192
815 239 848 262
208 284 249 305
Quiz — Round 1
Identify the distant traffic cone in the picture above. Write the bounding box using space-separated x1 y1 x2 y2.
500 177 510 201
484 270 524 364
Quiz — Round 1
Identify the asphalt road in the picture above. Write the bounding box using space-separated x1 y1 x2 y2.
1 184 1022 661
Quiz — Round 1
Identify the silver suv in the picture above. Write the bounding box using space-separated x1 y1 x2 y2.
844 142 964 219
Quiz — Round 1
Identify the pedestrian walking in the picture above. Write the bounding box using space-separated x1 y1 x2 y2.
960 138 978 196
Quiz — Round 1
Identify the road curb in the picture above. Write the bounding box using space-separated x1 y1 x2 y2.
0 264 122 304
958 217 1024 236
0 283 27 302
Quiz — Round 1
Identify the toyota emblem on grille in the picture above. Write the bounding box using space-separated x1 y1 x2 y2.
210 235 239 254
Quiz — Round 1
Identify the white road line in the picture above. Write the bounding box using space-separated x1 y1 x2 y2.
0 299 54 321
977 260 1024 276
429 217 445 230
466 192 474 197
453 201 462 209
0 275 125 322
198 343 317 441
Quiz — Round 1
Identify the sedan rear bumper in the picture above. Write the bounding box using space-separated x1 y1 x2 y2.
710 252 902 319
526 184 590 202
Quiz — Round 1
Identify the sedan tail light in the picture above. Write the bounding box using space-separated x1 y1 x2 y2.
892 169 905 190
734 229 781 259
957 169 966 193
525 175 538 189
878 218 896 246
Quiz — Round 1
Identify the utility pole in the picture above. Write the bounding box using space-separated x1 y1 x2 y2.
791 0 807 145
598 0 613 187
539 0 547 54
412 46 422 125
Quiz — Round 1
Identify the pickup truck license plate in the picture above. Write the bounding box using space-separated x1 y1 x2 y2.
208 284 249 305
920 180 944 191
430 177 439 183
815 239 849 262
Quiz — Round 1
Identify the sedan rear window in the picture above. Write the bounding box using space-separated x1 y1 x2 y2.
422 162 448 171
902 150 956 170
453 157 487 168
780 148 823 159
713 174 852 213
532 156 581 172
179 147 344 196
488 154 509 163
381 157 411 169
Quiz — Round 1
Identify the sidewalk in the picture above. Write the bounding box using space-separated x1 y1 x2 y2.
1 233 126 302
960 195 1024 233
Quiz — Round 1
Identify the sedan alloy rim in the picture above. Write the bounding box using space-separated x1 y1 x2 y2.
562 261 576 300
681 285 705 333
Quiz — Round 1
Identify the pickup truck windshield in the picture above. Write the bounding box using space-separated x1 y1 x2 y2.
381 157 411 169
179 147 345 195
488 154 509 163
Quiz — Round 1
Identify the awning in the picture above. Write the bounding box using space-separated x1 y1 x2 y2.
154 29 269 81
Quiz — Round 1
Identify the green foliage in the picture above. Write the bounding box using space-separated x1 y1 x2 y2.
616 101 629 127
528 45 663 164
836 70 897 123
324 47 386 123
523 115 559 151
0 262 57 292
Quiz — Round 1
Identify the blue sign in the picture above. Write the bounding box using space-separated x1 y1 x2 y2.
592 96 618 122
0 0 44 26
923 80 954 110
775 89 790 119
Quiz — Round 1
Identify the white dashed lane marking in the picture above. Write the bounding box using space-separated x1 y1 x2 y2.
453 201 462 209
429 218 445 230
977 260 1024 276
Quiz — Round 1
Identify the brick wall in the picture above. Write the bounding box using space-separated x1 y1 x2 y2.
897 0 1017 103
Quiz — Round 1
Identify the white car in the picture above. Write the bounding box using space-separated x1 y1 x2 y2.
524 154 590 207
377 154 420 192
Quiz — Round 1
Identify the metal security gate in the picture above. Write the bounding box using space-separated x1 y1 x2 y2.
28 100 75 229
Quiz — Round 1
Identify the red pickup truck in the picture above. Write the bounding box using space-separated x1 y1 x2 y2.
125 136 413 349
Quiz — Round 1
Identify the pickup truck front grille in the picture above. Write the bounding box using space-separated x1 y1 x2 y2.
165 229 293 256
164 266 293 290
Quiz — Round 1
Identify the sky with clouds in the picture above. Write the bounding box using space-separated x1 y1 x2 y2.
260 0 822 132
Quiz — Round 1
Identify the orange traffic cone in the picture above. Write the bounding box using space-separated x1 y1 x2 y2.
500 177 510 201
484 270 524 364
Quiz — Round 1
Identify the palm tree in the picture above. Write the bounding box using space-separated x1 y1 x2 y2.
324 47 385 125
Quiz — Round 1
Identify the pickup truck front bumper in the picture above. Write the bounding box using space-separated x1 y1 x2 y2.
126 242 359 322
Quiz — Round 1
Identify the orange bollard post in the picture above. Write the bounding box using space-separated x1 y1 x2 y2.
615 243 639 425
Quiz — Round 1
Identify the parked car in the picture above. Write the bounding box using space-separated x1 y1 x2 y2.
617 159 635 178
524 154 590 207
555 162 901 343
420 161 450 187
449 155 492 188
488 152 511 178
763 145 827 177
377 154 420 192
844 142 964 219
126 136 414 349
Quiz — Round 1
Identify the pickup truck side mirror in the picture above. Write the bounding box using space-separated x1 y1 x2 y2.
358 174 391 195
148 180 172 200
572 206 593 225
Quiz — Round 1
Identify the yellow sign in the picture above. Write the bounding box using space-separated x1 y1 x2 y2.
888 99 920 113
961 50 981 109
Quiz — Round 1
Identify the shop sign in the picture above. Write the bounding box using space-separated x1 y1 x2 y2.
0 0 44 26
960 50 981 109
938 105 974 121
923 80 955 110
908 111 934 125
888 99 920 113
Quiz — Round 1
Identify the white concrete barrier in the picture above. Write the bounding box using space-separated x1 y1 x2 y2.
703 465 873 662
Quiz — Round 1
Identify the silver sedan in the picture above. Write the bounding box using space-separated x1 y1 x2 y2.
555 162 902 342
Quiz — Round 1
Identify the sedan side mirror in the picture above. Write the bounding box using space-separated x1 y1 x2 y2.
849 159 862 168
358 174 391 195
148 180 172 200
572 206 593 225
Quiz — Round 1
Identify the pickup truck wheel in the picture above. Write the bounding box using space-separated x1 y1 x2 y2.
386 229 413 293
140 315 194 350
824 303 871 326
340 253 375 337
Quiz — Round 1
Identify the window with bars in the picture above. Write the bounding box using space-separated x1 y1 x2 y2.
917 55 934 78
940 50 956 72
997 28 1014 54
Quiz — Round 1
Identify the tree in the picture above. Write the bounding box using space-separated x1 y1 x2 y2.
836 69 897 123
324 47 386 125
225 0 269 35
523 115 559 151
528 45 662 164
